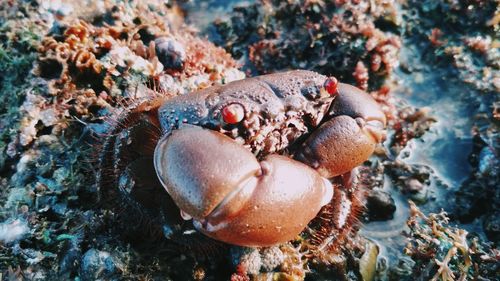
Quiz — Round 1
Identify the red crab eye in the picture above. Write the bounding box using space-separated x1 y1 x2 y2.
324 77 338 96
221 103 245 124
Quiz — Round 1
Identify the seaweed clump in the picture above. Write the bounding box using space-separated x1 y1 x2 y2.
402 202 499 281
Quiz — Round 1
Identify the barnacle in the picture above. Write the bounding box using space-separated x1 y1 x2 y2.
64 20 91 44
353 61 369 91
72 50 102 73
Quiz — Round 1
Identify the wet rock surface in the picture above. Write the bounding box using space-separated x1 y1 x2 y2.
0 0 499 280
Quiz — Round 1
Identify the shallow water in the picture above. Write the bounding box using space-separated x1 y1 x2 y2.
361 46 479 272
360 31 498 276
394 66 474 187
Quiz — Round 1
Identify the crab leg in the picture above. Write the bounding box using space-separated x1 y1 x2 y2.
295 83 387 178
154 125 334 247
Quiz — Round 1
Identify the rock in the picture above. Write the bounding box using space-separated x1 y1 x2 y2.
5 187 33 209
366 189 396 221
260 247 284 272
0 219 30 244
231 246 286 275
483 212 500 242
0 145 5 172
478 146 498 176
388 256 415 280
403 178 424 193
157 74 183 94
234 248 262 275
52 203 68 216
80 249 123 281
59 237 81 274
403 178 428 203
155 37 186 70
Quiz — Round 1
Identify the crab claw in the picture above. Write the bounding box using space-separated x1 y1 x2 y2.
154 125 333 247
295 83 387 178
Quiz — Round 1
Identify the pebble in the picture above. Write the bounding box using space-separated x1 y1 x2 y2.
404 178 428 203
155 37 186 70
260 246 284 271
366 189 396 221
80 249 123 281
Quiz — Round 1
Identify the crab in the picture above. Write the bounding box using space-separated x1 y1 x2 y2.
97 70 386 250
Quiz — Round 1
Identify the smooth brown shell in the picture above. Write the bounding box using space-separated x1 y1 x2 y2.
296 115 378 178
332 83 387 128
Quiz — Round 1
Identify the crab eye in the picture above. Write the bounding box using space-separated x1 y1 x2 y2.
323 77 338 96
221 103 245 124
